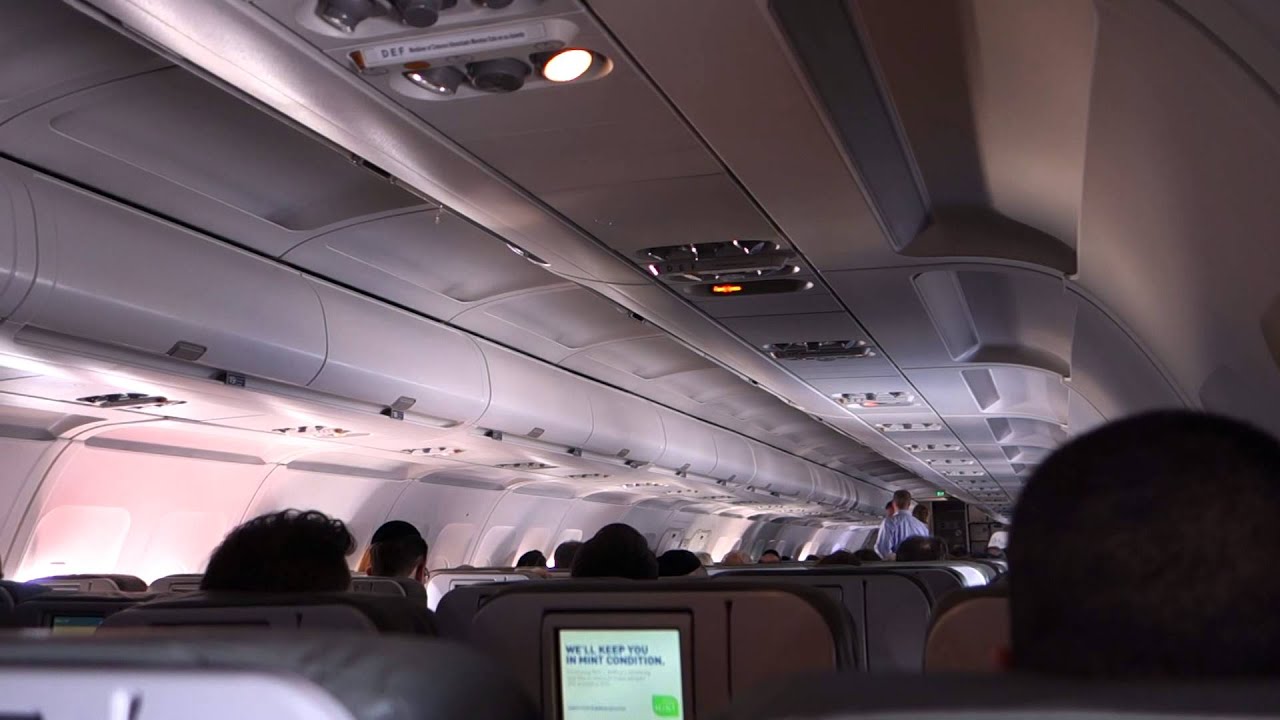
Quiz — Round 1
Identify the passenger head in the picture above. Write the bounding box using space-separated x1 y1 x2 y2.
369 533 427 581
658 550 706 577
804 554 821 562
884 500 896 517
817 550 859 566
950 545 971 558
570 524 658 580
552 540 582 569
852 549 882 562
1010 411 1280 677
695 552 714 566
912 503 930 524
720 550 751 566
759 549 782 564
516 550 547 569
892 489 912 512
896 535 947 562
202 509 353 593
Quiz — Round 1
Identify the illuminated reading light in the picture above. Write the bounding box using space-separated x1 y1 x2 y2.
935 490 947 497
542 48 594 82
711 284 743 294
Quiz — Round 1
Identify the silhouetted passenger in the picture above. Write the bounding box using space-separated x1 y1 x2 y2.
552 541 582 570
896 535 947 562
781 556 793 561
202 509 353 592
695 552 714 566
367 521 427 582
852 549 882 562
913 503 931 525
816 551 859 566
950 545 971 558
987 526 1009 559
759 549 782 564
356 520 419 574
1010 411 1280 676
875 490 930 560
804 555 821 562
516 550 547 569
720 550 751 566
657 550 706 577
570 524 658 580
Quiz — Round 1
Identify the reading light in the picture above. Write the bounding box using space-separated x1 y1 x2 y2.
394 0 448 27
542 48 593 83
317 0 380 31
405 66 466 95
469 58 531 93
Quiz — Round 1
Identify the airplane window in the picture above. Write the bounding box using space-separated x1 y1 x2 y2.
429 523 477 569
16 505 130 580
136 510 230 582
473 525 518 566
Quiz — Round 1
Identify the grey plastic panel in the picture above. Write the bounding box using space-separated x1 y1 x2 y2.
582 385 665 464
308 281 490 429
10 167 327 386
426 571 530 612
0 165 38 319
103 604 378 632
652 409 719 477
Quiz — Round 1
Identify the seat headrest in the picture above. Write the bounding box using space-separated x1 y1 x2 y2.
148 574 204 595
11 592 149 630
350 576 426 601
719 673 1280 720
0 633 537 720
103 591 435 635
924 585 1010 673
30 573 149 593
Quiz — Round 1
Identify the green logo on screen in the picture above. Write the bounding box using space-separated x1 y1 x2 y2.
652 695 680 717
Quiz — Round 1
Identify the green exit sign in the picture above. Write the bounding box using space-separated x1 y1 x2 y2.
934 491 947 497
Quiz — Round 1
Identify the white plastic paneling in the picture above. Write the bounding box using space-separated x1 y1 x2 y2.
477 343 592 446
710 430 756 485
14 172 326 385
653 409 718 476
749 444 813 498
582 385 665 463
388 481 504 569
309 282 489 428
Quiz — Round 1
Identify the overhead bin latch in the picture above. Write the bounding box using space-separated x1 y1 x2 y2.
382 396 417 421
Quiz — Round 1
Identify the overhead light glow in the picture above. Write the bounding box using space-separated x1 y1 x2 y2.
542 49 594 82
711 284 744 294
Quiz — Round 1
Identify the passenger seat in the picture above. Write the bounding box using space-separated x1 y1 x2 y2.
0 633 536 720
102 591 435 635
924 584 1009 673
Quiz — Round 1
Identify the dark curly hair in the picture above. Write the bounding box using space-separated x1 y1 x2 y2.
202 509 354 592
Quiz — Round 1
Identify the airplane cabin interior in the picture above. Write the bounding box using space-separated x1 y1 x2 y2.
0 0 1275 718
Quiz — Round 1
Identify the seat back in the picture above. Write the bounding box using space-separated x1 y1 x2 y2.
714 568 932 672
425 569 531 610
468 579 854 719
102 592 435 635
924 585 1010 673
435 582 513 640
350 576 427 602
149 574 205 595
0 634 537 720
719 674 1280 720
11 593 148 633
31 573 148 593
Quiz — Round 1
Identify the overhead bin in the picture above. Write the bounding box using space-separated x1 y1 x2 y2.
307 282 489 428
11 169 326 386
582 385 665 464
709 430 756 486
0 165 37 319
653 409 717 477
810 466 855 509
750 444 814 498
477 343 592 448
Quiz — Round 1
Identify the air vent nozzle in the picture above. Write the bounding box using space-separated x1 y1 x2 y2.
77 393 184 409
833 391 915 408
766 340 875 361
272 426 364 439
496 462 556 471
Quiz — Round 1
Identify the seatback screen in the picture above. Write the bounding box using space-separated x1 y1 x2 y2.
50 615 103 636
558 628 684 720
